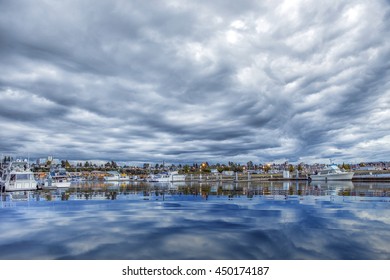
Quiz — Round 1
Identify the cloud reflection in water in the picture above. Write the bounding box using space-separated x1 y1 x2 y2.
0 199 390 259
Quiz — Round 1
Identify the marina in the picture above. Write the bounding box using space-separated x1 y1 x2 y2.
2 164 390 193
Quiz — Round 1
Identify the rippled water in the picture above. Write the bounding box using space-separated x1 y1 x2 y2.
1 181 390 259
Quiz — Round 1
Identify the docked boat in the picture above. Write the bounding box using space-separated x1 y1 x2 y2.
42 167 72 188
1 161 39 192
147 171 186 182
70 175 87 183
119 173 130 181
144 174 156 182
104 171 129 181
104 171 120 181
310 164 354 181
44 177 71 188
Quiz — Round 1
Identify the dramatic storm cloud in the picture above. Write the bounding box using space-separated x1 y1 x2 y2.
1 0 389 164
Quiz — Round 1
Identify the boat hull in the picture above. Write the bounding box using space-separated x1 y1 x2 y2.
104 177 119 181
148 173 186 182
310 172 354 181
104 176 129 181
4 185 39 192
52 181 72 188
149 176 186 183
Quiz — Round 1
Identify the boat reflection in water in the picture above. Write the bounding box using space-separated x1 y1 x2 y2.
1 180 390 260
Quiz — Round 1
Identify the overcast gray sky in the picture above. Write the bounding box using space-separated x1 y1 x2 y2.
1 0 389 164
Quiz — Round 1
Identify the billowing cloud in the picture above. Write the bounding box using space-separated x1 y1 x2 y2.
1 0 389 164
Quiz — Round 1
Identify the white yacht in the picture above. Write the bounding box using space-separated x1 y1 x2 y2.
104 171 120 181
1 161 38 192
42 167 71 188
104 171 129 181
44 176 71 188
148 171 186 183
119 173 130 181
310 164 354 181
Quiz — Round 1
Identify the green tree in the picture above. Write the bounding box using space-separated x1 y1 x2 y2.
341 162 351 170
183 165 190 173
263 164 271 173
247 161 254 170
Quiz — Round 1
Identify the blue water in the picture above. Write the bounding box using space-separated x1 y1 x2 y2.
1 181 390 260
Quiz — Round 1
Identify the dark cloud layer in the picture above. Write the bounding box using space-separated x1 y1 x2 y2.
1 0 389 164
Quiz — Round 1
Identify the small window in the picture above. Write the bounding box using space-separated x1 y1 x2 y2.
16 174 29 180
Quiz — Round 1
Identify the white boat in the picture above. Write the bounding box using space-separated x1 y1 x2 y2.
144 174 156 182
310 164 354 181
42 167 72 188
119 173 130 181
104 171 129 181
1 161 38 192
70 176 86 183
352 173 390 180
104 171 120 181
148 171 186 182
44 177 72 188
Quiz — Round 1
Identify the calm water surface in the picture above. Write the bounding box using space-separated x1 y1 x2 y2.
1 181 390 260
